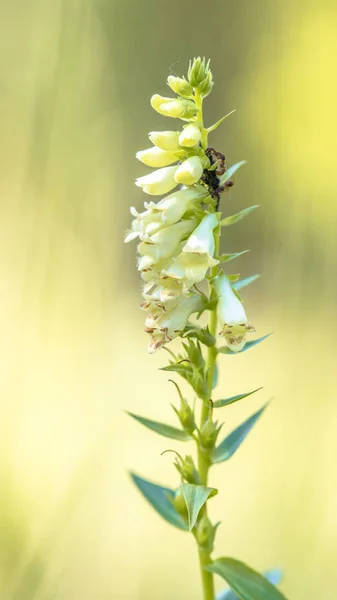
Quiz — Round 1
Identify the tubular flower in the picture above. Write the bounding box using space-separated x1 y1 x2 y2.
174 156 204 186
179 123 202 147
136 146 178 168
148 131 181 151
137 219 197 270
145 294 203 353
214 274 256 352
135 166 178 195
124 186 208 242
163 213 219 288
151 95 197 119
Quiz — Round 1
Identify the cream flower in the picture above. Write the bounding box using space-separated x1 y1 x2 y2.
151 95 197 119
135 166 178 195
179 123 202 147
146 294 203 353
163 213 219 287
136 146 178 168
125 187 207 242
137 219 196 269
148 130 180 151
214 274 255 352
174 156 204 185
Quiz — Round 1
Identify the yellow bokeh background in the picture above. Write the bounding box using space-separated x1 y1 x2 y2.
1 1 337 598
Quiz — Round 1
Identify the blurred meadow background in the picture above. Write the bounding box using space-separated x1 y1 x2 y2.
0 0 337 598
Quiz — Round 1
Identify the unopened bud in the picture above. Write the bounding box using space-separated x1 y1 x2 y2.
172 488 188 517
179 123 202 147
167 75 193 97
199 416 221 449
187 57 213 97
174 455 201 484
195 515 216 552
149 130 180 151
174 156 203 185
151 95 197 119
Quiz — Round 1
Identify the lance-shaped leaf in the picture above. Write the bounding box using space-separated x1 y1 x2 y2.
213 387 263 409
130 473 188 531
206 109 236 133
206 558 287 600
216 569 283 598
218 250 249 263
220 205 259 227
211 404 268 463
217 334 271 355
182 483 216 531
233 274 260 291
126 412 192 441
218 161 246 186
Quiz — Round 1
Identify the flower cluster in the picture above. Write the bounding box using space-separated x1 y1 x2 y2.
125 58 255 353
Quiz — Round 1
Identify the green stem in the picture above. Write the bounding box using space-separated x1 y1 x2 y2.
193 86 221 600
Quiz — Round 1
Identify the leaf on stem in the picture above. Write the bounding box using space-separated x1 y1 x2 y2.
218 161 246 186
216 569 283 599
182 483 216 531
130 473 188 531
211 404 268 463
220 205 259 227
218 250 249 263
213 387 263 408
126 412 192 441
217 334 272 355
233 274 260 291
206 558 287 600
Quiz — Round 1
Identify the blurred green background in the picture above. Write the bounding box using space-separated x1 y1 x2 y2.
0 0 337 598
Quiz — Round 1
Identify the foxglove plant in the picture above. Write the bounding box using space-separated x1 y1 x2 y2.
125 58 288 600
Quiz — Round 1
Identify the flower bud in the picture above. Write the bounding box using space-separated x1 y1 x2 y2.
174 455 201 484
214 274 256 352
151 95 197 119
179 123 202 147
167 75 193 97
174 156 203 185
199 416 221 449
135 165 178 195
174 395 196 434
187 57 213 97
172 488 188 517
148 130 180 151
195 515 217 552
136 146 178 168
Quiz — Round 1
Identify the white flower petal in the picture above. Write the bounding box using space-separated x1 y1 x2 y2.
174 156 204 185
135 166 178 195
136 146 178 167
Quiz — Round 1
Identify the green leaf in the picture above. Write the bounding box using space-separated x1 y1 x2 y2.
233 274 260 291
126 412 192 441
216 569 283 599
218 161 246 186
182 483 216 531
130 473 188 531
218 251 249 263
213 387 263 408
206 109 236 133
211 404 268 463
220 205 259 227
217 334 271 355
206 558 288 600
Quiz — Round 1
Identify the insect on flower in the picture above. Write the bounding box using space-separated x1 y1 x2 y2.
201 147 234 209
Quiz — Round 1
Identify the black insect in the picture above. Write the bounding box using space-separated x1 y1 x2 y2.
201 147 234 209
